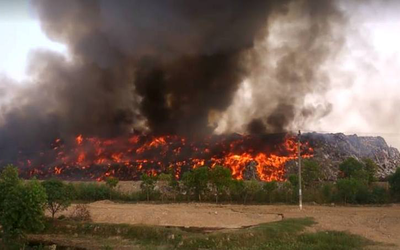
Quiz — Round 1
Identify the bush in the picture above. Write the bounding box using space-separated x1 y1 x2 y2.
182 167 209 201
321 183 335 203
228 179 246 203
209 165 232 203
69 204 91 222
339 157 368 182
336 178 361 204
243 180 262 204
140 173 157 201
388 167 400 201
370 186 389 204
302 160 323 188
263 181 278 203
0 166 47 243
74 182 111 201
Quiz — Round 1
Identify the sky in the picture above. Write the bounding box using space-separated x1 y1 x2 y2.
0 0 399 148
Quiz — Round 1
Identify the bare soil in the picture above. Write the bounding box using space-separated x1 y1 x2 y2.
60 202 400 247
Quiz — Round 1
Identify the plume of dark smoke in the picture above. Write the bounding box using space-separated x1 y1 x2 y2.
0 0 346 163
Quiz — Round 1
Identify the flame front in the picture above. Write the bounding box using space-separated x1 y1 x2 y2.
18 133 313 181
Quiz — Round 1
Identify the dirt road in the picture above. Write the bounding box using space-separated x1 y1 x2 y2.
65 202 400 247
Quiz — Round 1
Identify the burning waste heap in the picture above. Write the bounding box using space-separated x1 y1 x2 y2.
9 133 313 181
3 1 398 181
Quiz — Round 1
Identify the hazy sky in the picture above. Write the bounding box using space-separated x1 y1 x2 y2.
0 0 399 148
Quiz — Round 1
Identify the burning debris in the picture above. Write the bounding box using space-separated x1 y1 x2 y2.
12 133 313 181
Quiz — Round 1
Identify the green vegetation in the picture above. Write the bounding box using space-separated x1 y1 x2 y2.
42 179 73 218
39 217 374 250
140 173 157 201
182 167 209 201
209 165 232 203
389 167 400 201
40 159 397 205
0 165 47 247
105 177 119 200
302 159 322 188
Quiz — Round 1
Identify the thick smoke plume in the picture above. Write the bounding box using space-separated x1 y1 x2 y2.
0 0 345 163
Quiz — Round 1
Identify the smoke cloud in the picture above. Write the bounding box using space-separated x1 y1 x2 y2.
0 0 347 162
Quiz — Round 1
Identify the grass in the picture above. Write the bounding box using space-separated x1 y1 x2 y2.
38 217 375 250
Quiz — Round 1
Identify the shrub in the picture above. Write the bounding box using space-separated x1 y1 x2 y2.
182 167 209 201
363 158 378 183
105 177 119 200
339 157 368 182
0 166 47 243
209 165 232 203
302 160 322 188
388 167 400 201
370 186 389 204
140 173 157 201
158 173 174 202
263 181 278 203
228 179 246 203
74 182 111 201
69 204 91 222
321 183 335 203
336 178 370 204
243 180 262 204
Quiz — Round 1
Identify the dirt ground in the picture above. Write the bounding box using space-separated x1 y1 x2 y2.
62 202 400 247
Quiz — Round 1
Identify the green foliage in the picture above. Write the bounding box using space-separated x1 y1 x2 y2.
243 180 262 204
336 178 365 204
370 186 390 204
363 158 378 183
158 173 173 182
42 217 373 250
182 167 209 201
228 179 246 203
302 160 322 188
338 157 368 182
288 174 299 187
141 173 157 201
388 167 400 201
42 179 73 218
208 165 232 203
321 183 335 203
0 166 47 243
74 182 111 201
263 181 278 203
105 177 119 189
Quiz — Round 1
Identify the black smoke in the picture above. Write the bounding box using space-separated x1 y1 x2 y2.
0 0 345 164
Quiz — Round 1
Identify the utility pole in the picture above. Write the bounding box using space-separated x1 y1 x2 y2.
298 130 303 210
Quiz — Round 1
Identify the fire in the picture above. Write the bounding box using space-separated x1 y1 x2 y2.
15 133 313 181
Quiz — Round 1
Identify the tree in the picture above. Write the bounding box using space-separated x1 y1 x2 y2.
168 174 180 202
302 160 322 188
336 178 361 204
0 166 47 244
140 173 157 201
105 177 119 200
263 181 278 203
228 179 246 203
339 157 368 182
388 167 400 201
243 180 261 204
363 158 378 184
158 173 173 202
182 167 209 201
209 165 232 203
42 179 73 219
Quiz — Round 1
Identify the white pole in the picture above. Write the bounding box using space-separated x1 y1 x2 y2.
298 130 303 210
